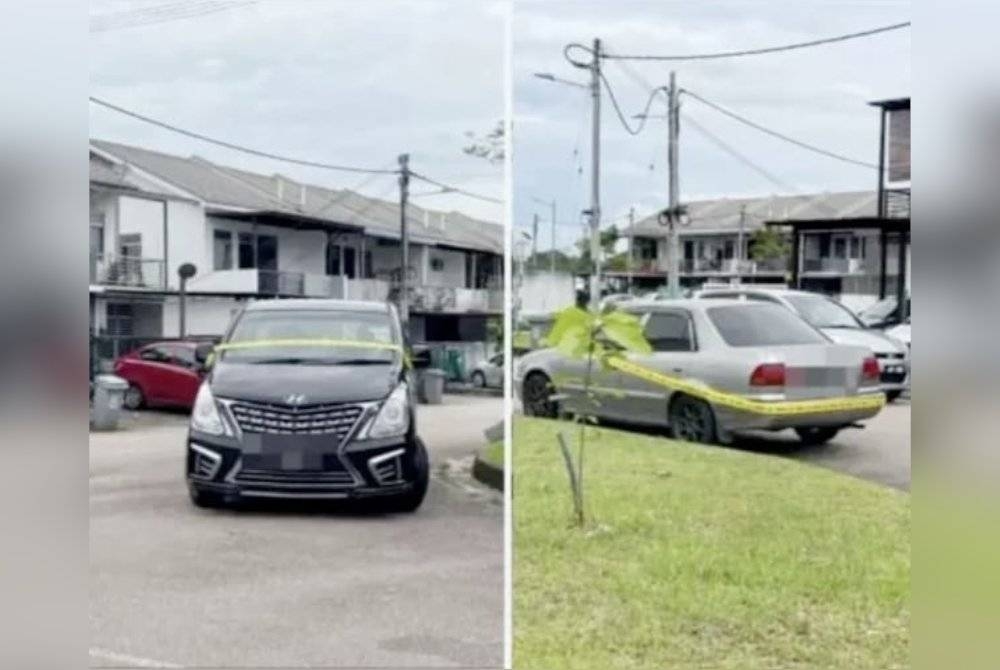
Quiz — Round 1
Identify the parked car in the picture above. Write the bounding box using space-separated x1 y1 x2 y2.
470 353 504 389
516 299 885 446
113 341 205 410
858 294 910 328
885 316 910 350
186 299 428 511
695 287 909 402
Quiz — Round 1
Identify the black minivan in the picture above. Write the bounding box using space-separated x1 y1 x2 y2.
186 299 428 512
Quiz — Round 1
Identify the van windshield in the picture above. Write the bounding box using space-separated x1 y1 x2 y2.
221 310 398 365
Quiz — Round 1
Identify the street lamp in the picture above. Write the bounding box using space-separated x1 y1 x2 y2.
533 72 589 89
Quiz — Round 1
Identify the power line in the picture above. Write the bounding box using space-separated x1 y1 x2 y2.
91 1 255 33
599 71 668 136
408 171 503 205
89 97 398 175
681 89 878 169
602 21 910 61
681 112 799 193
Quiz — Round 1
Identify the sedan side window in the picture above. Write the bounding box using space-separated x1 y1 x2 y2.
644 313 694 352
140 346 169 362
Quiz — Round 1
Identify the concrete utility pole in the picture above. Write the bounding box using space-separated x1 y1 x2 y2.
531 213 539 270
666 70 681 298
398 153 410 325
626 206 635 293
736 204 746 284
588 37 602 309
549 200 557 274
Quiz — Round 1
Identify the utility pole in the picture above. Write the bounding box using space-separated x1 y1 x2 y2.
588 37 602 309
736 204 746 284
666 70 681 298
626 206 634 294
549 200 557 275
398 153 410 325
531 213 539 271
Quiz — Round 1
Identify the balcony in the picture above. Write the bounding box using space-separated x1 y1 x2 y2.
90 254 166 289
801 257 866 275
258 270 304 296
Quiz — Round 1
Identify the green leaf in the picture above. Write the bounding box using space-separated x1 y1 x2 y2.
598 310 652 354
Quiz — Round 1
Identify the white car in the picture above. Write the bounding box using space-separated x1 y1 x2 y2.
885 317 910 350
695 287 910 402
470 353 504 389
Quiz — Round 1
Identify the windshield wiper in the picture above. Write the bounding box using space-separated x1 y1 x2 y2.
326 358 394 365
246 357 324 365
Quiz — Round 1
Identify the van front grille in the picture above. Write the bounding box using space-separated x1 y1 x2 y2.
229 400 364 439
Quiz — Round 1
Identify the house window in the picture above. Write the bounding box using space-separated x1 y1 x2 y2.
238 232 255 268
326 243 341 276
120 233 141 259
724 239 735 259
213 230 233 270
430 257 444 271
364 251 373 278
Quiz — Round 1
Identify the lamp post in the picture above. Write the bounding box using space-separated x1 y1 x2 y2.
177 262 197 338
530 195 557 274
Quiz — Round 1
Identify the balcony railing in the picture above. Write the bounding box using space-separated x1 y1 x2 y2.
90 254 166 289
258 269 305 296
801 258 866 275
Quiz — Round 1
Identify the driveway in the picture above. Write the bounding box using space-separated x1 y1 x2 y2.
90 394 503 669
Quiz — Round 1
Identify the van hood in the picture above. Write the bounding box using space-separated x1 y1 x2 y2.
209 361 401 405
819 327 905 355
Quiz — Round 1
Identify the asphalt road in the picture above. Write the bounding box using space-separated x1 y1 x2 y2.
90 395 504 669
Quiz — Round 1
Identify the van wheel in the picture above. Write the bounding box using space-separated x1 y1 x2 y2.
668 394 716 444
471 371 486 388
886 390 903 403
123 384 145 410
795 426 840 446
523 372 557 418
385 440 429 513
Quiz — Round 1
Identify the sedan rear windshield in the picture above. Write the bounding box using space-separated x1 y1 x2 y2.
707 304 827 347
222 310 397 364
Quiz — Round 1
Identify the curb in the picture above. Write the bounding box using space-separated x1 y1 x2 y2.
472 451 504 492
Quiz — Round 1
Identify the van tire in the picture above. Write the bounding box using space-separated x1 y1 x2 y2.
385 440 429 513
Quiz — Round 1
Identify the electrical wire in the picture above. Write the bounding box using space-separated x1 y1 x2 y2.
681 89 878 170
89 97 398 175
599 71 668 136
681 112 799 193
602 21 910 61
91 1 255 32
408 171 503 205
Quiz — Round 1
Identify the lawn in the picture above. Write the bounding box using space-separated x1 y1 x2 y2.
514 416 910 670
482 440 504 468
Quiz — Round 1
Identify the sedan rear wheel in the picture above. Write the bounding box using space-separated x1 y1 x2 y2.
795 426 840 446
668 395 716 444
123 384 144 410
523 372 557 418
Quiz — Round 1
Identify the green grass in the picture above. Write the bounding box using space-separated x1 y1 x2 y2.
514 416 910 670
482 441 504 468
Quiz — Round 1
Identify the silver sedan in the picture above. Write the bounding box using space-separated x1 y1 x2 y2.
514 298 885 446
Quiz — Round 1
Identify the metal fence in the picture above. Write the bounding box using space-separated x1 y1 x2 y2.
91 255 166 289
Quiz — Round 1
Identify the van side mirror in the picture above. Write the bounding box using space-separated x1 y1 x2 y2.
194 342 214 366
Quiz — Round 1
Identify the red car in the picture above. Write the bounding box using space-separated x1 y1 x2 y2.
113 341 205 410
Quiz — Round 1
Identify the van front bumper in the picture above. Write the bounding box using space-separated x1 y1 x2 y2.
186 429 424 501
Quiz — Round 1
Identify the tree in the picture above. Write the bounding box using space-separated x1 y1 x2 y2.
749 227 790 262
462 120 505 164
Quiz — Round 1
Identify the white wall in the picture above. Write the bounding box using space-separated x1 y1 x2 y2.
161 295 248 338
165 200 209 289
518 271 575 313
118 196 166 261
426 247 466 287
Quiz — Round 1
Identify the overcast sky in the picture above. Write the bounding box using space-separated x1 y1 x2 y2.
90 0 505 222
513 1 910 253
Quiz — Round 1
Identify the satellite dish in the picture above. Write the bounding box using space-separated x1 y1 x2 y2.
178 263 197 279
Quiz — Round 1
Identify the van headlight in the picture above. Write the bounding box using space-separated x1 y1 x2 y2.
362 383 410 439
190 382 228 436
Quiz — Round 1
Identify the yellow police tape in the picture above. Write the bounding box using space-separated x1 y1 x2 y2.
206 339 409 368
603 355 886 416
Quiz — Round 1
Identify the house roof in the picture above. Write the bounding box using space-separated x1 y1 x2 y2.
868 97 910 111
90 140 502 254
627 190 878 238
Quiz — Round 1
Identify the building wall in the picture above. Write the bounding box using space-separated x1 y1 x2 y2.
161 294 248 338
425 247 466 287
518 271 575 314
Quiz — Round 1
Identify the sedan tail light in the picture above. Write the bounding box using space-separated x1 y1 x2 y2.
861 356 880 383
750 362 786 387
